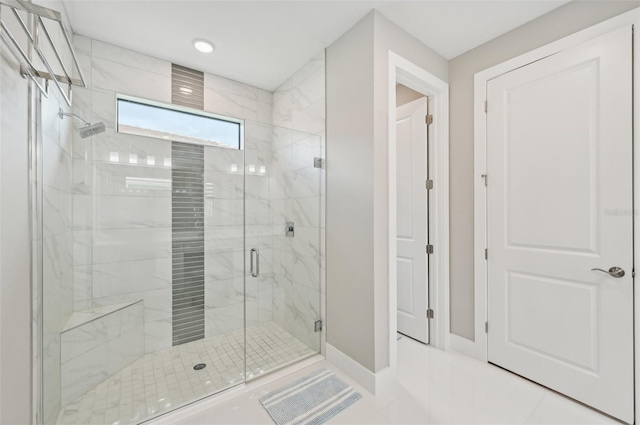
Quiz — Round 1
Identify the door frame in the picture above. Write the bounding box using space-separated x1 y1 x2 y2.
388 51 450 372
469 7 640 420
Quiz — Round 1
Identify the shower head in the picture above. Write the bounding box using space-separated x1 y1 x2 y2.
58 108 106 138
78 122 106 139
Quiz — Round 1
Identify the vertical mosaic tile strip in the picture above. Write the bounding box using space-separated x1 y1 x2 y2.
172 142 205 346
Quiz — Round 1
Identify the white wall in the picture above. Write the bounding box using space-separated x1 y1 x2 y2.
0 13 33 425
448 0 640 340
371 11 447 371
326 10 448 374
326 12 376 372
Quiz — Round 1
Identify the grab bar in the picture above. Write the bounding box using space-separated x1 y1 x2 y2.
250 248 259 278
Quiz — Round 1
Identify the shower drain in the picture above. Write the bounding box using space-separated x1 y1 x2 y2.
193 363 206 371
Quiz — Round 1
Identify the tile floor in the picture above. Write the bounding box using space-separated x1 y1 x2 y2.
56 321 316 425
158 336 622 425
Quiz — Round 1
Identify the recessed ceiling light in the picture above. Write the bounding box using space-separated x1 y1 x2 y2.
193 39 214 53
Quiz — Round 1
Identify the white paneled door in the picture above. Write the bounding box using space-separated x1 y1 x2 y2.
396 97 429 344
486 27 633 423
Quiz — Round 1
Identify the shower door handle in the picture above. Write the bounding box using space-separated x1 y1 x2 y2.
250 248 259 278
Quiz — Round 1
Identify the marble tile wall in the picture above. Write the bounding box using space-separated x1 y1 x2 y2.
60 302 144 406
271 51 326 353
42 69 75 425
71 35 274 353
71 33 174 353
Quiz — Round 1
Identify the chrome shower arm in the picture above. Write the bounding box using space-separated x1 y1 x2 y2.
58 108 89 126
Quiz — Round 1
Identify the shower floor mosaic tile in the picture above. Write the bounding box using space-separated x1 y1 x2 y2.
55 321 317 425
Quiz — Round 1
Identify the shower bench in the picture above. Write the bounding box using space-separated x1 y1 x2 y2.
59 300 144 405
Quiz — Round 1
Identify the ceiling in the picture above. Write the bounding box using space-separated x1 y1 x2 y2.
62 0 570 91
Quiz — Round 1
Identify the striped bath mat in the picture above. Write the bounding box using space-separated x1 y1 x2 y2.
259 369 362 425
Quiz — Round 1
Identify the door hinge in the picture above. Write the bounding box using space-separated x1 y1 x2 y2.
484 101 488 113
425 114 433 125
485 322 488 333
426 309 434 319
481 174 487 187
426 179 434 190
314 320 323 332
633 269 636 278
485 248 488 260
426 244 434 255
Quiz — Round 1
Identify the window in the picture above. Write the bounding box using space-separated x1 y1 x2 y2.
116 96 242 149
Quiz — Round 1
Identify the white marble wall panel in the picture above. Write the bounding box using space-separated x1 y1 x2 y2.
73 265 93 311
205 145 244 172
205 304 244 338
94 161 172 197
92 258 171 298
43 186 73 238
41 82 75 423
144 318 172 353
61 343 108 406
204 225 244 254
61 302 144 405
271 51 325 354
205 73 258 99
92 227 171 263
44 135 73 192
94 196 171 229
93 288 171 325
92 58 171 104
91 131 172 164
92 40 171 77
73 194 91 231
72 230 92 266
204 88 259 122
70 36 181 363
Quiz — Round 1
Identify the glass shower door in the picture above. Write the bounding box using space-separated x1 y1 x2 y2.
42 92 248 425
244 122 322 380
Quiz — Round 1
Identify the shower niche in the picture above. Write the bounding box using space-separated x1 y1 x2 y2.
37 29 325 425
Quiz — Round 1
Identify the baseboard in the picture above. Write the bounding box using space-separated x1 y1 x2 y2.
325 343 396 394
449 333 484 361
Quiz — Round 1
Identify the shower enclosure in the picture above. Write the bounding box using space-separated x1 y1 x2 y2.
2 0 325 423
40 91 323 424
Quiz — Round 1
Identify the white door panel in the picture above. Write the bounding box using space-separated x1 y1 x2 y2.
397 97 429 343
487 26 633 423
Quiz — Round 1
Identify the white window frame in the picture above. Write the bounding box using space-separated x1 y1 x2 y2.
115 93 245 150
